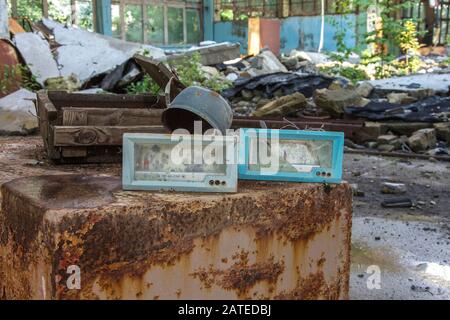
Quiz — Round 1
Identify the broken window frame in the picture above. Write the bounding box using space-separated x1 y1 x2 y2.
214 0 358 21
113 0 203 45
9 0 94 30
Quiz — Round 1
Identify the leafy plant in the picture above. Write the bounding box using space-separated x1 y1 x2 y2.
319 64 369 84
126 52 232 95
125 74 161 95
0 64 41 95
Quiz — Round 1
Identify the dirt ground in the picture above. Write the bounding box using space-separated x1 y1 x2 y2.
344 153 450 299
0 136 449 300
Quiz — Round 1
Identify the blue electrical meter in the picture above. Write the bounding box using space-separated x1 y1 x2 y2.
238 129 344 183
123 133 238 192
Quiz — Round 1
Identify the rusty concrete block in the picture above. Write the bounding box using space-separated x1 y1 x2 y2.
0 174 352 300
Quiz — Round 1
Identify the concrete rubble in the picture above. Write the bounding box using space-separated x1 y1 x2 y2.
252 92 306 117
0 88 37 135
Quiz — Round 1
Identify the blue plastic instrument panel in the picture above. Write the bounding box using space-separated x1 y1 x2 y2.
123 133 238 192
238 129 344 183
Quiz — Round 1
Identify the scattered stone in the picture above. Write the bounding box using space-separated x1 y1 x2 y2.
44 74 80 92
240 89 254 101
225 73 238 82
256 98 271 109
289 50 329 64
407 128 437 152
381 198 413 208
314 87 363 117
252 92 306 117
433 122 450 143
377 144 396 152
328 81 343 90
281 56 298 70
350 183 365 197
235 100 251 109
355 97 371 107
377 134 398 145
381 182 407 194
387 92 417 105
366 141 378 149
355 82 373 98
200 65 219 79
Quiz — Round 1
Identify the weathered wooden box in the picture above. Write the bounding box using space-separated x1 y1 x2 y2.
36 90 167 163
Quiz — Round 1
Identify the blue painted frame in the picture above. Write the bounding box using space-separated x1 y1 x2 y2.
238 129 344 183
123 133 238 192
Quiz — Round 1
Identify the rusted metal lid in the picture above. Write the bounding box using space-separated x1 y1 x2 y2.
162 86 233 134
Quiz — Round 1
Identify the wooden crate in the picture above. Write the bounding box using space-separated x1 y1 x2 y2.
36 90 168 163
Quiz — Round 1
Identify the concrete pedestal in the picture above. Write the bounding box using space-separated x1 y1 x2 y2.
0 174 352 300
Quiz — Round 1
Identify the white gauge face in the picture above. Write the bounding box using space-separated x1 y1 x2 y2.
248 137 333 173
134 142 227 182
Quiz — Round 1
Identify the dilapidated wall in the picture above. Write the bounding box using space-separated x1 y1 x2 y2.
213 13 367 54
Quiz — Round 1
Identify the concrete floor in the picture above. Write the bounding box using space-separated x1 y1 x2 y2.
0 136 449 300
344 153 450 299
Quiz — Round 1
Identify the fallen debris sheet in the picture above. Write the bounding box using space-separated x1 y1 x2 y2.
345 96 450 122
38 19 165 85
165 42 241 66
222 72 334 99
368 73 450 95
13 32 59 86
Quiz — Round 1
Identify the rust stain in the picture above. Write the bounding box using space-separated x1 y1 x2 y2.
191 250 284 297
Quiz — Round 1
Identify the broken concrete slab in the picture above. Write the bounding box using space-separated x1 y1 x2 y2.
165 42 240 66
368 73 450 95
407 128 437 152
314 87 363 117
41 19 165 86
252 92 306 117
0 88 38 135
387 92 417 105
247 50 288 77
13 32 60 86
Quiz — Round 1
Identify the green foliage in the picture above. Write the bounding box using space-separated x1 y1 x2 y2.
0 64 41 95
126 74 161 95
319 64 369 84
219 9 248 21
328 2 355 62
170 52 233 92
126 52 232 95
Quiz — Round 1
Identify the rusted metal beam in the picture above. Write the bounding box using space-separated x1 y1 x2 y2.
232 116 364 139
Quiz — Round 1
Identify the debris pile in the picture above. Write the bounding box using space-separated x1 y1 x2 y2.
1 17 449 158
